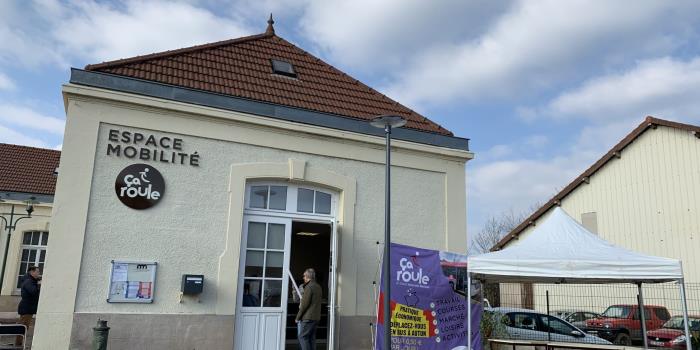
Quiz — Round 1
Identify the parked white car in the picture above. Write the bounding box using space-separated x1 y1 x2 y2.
492 307 611 345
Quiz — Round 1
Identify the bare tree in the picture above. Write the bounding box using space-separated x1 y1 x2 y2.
471 217 501 254
470 204 542 255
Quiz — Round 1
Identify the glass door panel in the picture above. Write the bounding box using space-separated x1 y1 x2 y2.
235 216 291 350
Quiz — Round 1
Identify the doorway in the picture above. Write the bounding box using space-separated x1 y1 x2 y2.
286 221 332 350
234 183 339 350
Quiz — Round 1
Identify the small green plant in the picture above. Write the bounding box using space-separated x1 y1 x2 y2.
481 310 508 350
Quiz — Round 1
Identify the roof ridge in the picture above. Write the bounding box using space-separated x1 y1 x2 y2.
270 36 453 136
0 142 61 154
645 115 700 133
492 115 700 251
85 32 274 71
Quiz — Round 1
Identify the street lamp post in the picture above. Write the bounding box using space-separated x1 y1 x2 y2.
0 198 34 291
371 115 406 350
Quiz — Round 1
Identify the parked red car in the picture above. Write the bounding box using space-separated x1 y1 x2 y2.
585 304 671 345
646 315 700 348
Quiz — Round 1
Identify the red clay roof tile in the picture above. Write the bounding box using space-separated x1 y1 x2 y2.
85 31 452 136
0 143 60 195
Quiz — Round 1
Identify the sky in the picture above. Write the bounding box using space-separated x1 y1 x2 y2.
3 0 700 242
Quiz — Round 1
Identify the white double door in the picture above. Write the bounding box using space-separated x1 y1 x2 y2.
234 215 338 350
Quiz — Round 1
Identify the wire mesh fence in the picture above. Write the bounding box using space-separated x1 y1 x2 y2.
482 282 700 348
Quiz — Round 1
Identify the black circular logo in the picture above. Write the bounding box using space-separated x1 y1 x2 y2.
114 164 165 210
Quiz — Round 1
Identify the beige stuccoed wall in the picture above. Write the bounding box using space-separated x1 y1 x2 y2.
499 125 700 314
76 123 449 315
33 84 472 349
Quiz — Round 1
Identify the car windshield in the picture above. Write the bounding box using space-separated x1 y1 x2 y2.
537 315 576 335
602 306 630 318
663 317 700 330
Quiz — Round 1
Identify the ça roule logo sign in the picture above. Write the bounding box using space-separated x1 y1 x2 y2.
108 129 201 209
114 164 165 210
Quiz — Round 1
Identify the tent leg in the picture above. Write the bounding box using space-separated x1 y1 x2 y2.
468 273 472 350
637 283 648 349
679 278 692 350
546 290 551 342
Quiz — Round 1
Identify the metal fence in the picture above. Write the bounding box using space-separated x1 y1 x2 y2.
483 282 700 347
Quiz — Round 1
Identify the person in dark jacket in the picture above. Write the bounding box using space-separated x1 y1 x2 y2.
296 268 322 350
17 266 40 346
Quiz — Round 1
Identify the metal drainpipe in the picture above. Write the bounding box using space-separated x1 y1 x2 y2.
546 290 551 342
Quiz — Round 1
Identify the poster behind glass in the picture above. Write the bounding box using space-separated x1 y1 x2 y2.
107 261 157 303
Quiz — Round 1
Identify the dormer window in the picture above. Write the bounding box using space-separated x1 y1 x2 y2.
270 59 297 78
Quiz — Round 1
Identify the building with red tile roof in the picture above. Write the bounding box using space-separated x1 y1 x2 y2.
37 18 473 349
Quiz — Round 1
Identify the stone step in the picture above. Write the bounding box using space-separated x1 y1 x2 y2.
0 313 17 322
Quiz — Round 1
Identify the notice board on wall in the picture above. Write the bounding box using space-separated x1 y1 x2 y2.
107 261 157 303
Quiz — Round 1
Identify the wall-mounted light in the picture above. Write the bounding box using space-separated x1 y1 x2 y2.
296 232 320 236
26 200 34 216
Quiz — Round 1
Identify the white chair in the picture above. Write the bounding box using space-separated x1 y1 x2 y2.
0 324 27 350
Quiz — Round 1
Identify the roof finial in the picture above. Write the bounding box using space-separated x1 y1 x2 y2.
266 13 275 35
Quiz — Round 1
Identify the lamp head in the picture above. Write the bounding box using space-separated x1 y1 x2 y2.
370 115 407 129
25 203 34 216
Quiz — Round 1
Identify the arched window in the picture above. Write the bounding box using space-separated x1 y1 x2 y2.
244 182 337 217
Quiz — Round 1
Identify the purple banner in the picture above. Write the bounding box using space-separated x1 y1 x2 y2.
375 243 482 350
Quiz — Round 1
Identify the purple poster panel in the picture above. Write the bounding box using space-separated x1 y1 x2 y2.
375 243 482 350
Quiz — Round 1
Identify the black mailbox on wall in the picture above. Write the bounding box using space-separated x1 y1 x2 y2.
181 274 204 295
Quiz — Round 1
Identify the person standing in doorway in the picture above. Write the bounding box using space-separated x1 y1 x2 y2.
296 268 322 350
17 266 40 346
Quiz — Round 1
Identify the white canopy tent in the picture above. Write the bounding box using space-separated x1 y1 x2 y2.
466 207 692 350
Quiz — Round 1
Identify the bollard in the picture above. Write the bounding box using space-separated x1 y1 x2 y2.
92 319 110 350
